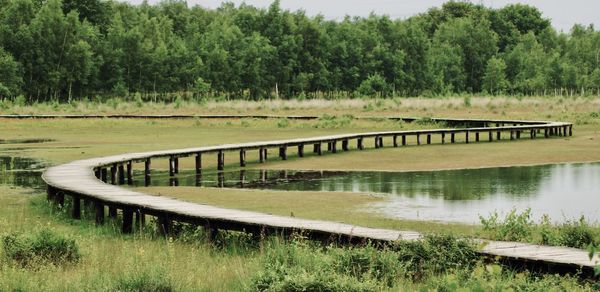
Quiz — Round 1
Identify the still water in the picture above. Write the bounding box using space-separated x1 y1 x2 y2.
134 163 600 224
0 156 47 190
2 152 598 224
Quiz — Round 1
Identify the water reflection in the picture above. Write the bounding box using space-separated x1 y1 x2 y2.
135 163 600 224
0 156 47 190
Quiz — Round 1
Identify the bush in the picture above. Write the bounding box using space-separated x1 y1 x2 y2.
480 208 534 242
277 118 290 128
390 234 479 280
252 234 478 291
2 229 81 267
357 74 389 97
557 216 596 249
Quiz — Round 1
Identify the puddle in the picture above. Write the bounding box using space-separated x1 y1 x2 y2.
0 138 55 144
0 156 47 190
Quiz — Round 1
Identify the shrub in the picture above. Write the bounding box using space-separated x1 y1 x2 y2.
390 234 479 280
357 73 389 97
557 216 596 249
463 96 472 107
277 118 289 128
479 208 534 242
2 229 81 267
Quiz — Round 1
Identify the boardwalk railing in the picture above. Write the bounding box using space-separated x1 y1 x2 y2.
42 116 597 272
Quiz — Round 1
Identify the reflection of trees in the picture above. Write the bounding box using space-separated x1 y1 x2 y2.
134 165 550 202
0 156 46 189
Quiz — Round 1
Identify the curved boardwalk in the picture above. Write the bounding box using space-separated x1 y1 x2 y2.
41 116 597 273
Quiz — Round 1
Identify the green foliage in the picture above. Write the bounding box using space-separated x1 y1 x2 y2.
0 0 598 102
193 77 211 99
313 114 354 128
481 209 599 249
482 56 508 94
356 74 390 97
252 234 478 291
479 208 534 241
2 229 81 267
276 118 289 128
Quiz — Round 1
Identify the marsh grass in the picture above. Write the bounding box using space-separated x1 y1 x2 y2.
2 229 80 268
480 208 598 249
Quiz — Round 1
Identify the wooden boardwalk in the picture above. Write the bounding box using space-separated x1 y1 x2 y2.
41 116 597 273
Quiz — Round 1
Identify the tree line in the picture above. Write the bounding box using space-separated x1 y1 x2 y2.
0 0 599 102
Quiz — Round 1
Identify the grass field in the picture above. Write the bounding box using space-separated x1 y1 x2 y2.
1 96 599 290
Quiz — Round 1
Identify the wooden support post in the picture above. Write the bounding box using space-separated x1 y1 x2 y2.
169 156 175 177
157 214 171 236
94 201 104 225
72 195 81 219
144 158 151 176
118 164 125 184
174 157 179 174
203 224 218 243
279 146 287 160
427 134 431 145
510 131 514 140
122 208 133 234
402 135 406 146
441 133 446 144
416 134 420 145
569 125 573 136
357 138 364 150
342 139 349 151
497 130 501 140
516 131 521 139
393 135 398 147
374 137 380 149
488 131 493 142
331 141 337 153
217 172 224 187
217 151 224 171
259 148 265 163
530 130 535 139
327 142 332 151
195 153 202 173
451 133 455 143
544 128 549 138
126 161 133 184
465 131 469 144
298 144 304 157
101 168 107 183
475 132 479 142
109 206 117 218
46 185 56 201
239 149 246 167
110 164 117 184
317 143 322 155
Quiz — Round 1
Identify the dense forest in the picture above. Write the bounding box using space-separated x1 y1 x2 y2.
0 0 599 102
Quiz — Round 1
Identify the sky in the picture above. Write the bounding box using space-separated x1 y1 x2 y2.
128 0 599 32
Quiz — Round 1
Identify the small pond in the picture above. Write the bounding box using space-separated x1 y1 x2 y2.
133 162 600 224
